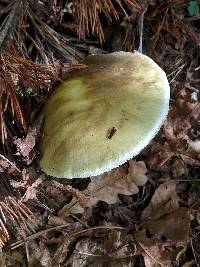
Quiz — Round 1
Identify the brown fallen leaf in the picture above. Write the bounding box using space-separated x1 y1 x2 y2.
0 154 20 174
171 159 186 178
185 57 200 93
22 176 44 202
140 208 190 242
187 139 200 153
136 229 185 267
14 115 43 164
146 142 174 171
59 161 148 215
68 230 135 267
141 180 179 221
10 167 44 202
163 118 175 141
128 160 148 186
137 180 190 261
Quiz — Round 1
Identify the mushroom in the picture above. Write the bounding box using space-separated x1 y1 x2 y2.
40 51 170 178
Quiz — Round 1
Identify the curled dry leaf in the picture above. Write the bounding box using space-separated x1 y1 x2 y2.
59 161 148 215
14 115 43 164
128 160 148 186
10 167 44 202
22 176 44 202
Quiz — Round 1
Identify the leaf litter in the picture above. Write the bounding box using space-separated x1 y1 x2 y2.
59 160 148 215
1 2 200 266
6 65 200 266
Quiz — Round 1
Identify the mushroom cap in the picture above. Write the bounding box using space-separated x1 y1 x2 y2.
40 51 170 178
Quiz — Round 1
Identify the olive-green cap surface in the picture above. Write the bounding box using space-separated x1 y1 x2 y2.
40 52 170 178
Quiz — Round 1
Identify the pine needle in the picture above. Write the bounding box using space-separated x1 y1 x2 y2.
0 176 35 248
71 0 141 41
0 52 56 146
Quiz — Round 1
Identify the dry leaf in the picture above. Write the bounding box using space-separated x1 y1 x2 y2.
14 115 43 164
185 57 200 92
187 139 200 153
147 142 174 170
0 155 20 174
11 167 38 188
138 181 190 247
128 160 148 186
59 161 148 215
171 159 186 178
164 119 175 141
0 159 18 174
140 208 190 242
191 233 200 266
23 176 43 202
136 229 188 267
86 165 138 205
141 180 179 220
68 230 134 267
136 230 173 267
11 167 44 202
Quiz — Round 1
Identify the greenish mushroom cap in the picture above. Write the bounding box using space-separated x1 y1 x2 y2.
40 51 170 178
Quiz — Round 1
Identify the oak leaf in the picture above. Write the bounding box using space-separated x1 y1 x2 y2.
59 161 148 215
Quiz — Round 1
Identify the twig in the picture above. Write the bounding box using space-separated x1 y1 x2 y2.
137 240 165 267
190 240 200 267
138 11 145 53
11 225 125 250
0 154 21 173
52 181 89 206
168 63 186 84
11 223 71 249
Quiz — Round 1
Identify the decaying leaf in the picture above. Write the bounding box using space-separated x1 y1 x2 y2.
163 119 175 141
22 176 44 202
136 230 185 267
135 180 190 266
68 231 135 267
185 57 200 92
191 234 200 267
140 208 190 242
128 160 148 186
171 159 186 178
141 180 179 221
11 167 44 202
14 115 43 164
59 161 148 215
187 139 200 153
0 155 20 174
146 142 174 171
139 180 190 241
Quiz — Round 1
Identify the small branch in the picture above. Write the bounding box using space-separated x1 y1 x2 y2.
0 154 21 173
11 225 125 250
137 240 165 267
138 11 145 54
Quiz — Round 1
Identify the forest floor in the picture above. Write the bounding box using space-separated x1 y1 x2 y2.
0 1 200 266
